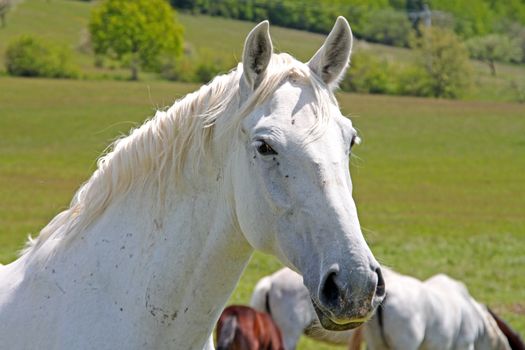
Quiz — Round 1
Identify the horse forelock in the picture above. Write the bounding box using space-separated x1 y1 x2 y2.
21 53 336 256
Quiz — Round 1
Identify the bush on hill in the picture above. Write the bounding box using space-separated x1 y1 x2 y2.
341 51 398 95
161 50 235 83
361 9 413 47
494 20 525 63
339 27 473 99
410 26 472 98
466 34 522 76
5 35 79 78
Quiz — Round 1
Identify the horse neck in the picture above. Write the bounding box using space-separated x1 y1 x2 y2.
26 169 253 348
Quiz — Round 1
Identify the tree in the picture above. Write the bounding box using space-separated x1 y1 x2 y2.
466 34 522 76
494 20 525 64
0 0 10 28
362 9 413 47
89 0 184 80
411 26 472 98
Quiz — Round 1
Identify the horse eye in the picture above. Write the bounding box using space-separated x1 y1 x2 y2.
350 135 360 148
256 141 278 156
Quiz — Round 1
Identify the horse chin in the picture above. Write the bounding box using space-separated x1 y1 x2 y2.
312 301 365 331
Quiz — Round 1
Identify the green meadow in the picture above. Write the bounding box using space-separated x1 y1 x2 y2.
1 77 523 349
0 1 524 348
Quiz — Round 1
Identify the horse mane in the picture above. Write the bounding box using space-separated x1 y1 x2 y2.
20 53 336 257
217 305 285 350
487 307 525 350
216 313 238 350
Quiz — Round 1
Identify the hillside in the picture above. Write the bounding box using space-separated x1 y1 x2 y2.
0 0 523 101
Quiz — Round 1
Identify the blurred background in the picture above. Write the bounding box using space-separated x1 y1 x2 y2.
0 1 523 348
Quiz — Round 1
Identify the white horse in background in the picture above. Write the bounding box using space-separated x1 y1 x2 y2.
251 267 522 350
0 18 385 350
251 267 358 350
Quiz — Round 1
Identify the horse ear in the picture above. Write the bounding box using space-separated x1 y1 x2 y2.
242 20 273 90
308 16 353 89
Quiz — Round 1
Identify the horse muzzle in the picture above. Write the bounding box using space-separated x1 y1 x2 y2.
311 264 386 330
312 301 366 330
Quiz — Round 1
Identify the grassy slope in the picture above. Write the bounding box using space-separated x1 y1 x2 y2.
1 78 524 349
179 14 525 102
0 1 91 68
0 0 524 100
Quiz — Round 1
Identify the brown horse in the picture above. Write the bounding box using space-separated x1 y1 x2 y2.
216 305 285 350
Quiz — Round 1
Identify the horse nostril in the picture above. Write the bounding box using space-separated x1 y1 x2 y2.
375 267 386 298
321 271 341 307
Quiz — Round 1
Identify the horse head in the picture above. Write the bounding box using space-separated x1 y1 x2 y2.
230 18 385 330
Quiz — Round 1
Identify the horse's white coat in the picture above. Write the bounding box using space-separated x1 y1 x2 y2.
365 269 511 350
251 267 512 350
0 18 382 350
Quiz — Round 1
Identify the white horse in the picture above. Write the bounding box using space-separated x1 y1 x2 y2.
251 267 358 350
251 268 521 350
0 18 385 350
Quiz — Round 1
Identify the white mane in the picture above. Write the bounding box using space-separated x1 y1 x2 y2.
21 53 336 257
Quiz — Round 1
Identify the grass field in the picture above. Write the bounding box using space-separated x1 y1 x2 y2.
1 76 524 348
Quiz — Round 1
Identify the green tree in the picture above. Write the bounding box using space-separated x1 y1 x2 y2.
362 9 413 47
89 0 184 80
426 0 493 38
411 26 472 98
466 34 522 76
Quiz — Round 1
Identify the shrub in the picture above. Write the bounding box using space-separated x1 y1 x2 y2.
160 55 196 82
194 51 234 83
341 51 397 95
161 51 235 83
466 34 522 76
430 11 456 30
396 65 433 97
361 9 413 47
410 27 472 99
5 35 78 78
495 21 525 63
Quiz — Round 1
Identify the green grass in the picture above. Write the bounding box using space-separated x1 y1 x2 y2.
1 77 524 349
178 13 326 62
0 0 90 69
